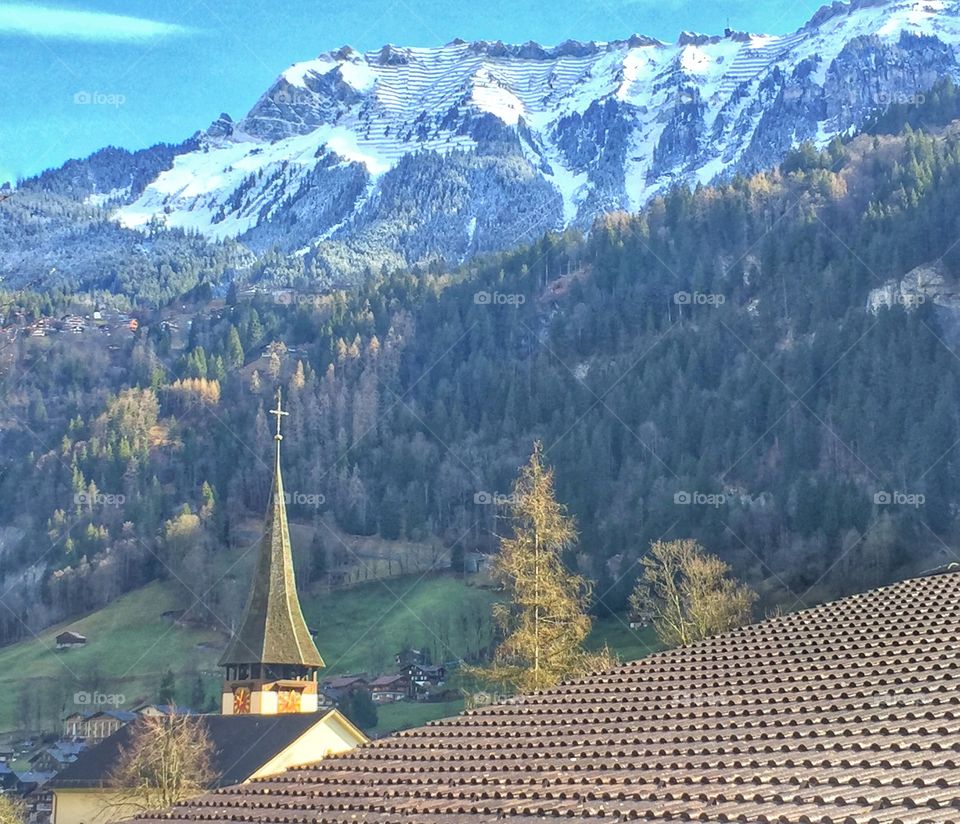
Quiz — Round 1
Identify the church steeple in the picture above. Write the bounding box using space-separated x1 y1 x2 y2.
219 389 323 715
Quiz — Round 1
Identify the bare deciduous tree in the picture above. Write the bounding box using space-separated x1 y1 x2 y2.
109 712 218 813
0 792 26 824
631 539 757 647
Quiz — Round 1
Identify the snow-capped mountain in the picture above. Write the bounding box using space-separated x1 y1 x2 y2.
102 0 960 272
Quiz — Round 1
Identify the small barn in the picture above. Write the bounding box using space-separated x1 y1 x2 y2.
55 631 87 650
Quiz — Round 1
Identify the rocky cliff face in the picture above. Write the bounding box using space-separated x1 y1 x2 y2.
868 260 960 312
824 32 956 125
25 0 960 278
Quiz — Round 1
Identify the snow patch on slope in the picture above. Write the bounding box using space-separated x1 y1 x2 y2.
114 0 960 248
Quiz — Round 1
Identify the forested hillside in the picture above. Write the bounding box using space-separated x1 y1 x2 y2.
2 118 960 646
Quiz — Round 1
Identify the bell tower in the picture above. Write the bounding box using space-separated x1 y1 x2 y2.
219 389 324 715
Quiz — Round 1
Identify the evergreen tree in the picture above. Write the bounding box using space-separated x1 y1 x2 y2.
159 669 176 705
344 689 378 730
190 675 206 711
224 326 244 371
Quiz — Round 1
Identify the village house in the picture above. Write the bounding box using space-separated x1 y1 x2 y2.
320 674 368 704
63 705 196 741
367 674 408 704
17 770 55 824
133 704 196 719
61 710 135 743
48 393 366 824
131 570 960 823
61 711 88 739
403 663 446 699
28 742 86 773
0 762 17 791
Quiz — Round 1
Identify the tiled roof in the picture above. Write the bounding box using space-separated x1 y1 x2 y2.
134 704 199 715
324 675 368 689
369 675 407 688
92 709 137 722
139 571 960 824
30 741 86 764
50 713 335 789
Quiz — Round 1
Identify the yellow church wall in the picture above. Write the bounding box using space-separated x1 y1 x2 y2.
250 711 367 778
52 788 141 824
53 712 366 824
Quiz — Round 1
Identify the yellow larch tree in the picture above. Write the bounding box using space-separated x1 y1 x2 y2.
472 442 615 694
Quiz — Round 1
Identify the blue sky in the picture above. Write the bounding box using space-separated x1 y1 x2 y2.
0 0 826 185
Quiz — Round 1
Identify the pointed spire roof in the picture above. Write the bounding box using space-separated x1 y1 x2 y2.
219 391 324 669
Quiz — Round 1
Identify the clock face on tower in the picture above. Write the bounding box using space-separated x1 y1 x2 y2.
233 686 251 714
277 688 300 713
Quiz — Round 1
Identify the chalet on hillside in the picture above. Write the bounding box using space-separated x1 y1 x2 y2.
368 674 408 704
55 631 86 650
402 663 446 699
321 675 368 703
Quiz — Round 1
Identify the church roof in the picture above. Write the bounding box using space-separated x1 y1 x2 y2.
49 712 335 790
219 407 323 669
138 570 960 823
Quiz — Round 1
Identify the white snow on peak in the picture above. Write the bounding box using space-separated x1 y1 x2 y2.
282 55 338 86
679 45 711 73
337 58 378 91
469 75 527 126
116 1 960 244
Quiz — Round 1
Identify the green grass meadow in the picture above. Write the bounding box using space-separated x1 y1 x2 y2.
0 574 659 737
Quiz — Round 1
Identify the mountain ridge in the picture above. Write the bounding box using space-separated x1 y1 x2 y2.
14 0 960 283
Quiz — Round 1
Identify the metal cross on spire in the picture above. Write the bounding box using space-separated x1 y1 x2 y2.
270 388 289 441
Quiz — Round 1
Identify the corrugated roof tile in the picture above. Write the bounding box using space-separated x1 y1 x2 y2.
136 573 960 823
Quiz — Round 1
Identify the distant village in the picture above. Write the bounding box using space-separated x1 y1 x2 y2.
1 623 454 824
0 306 139 350
0 284 334 352
0 281 490 819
